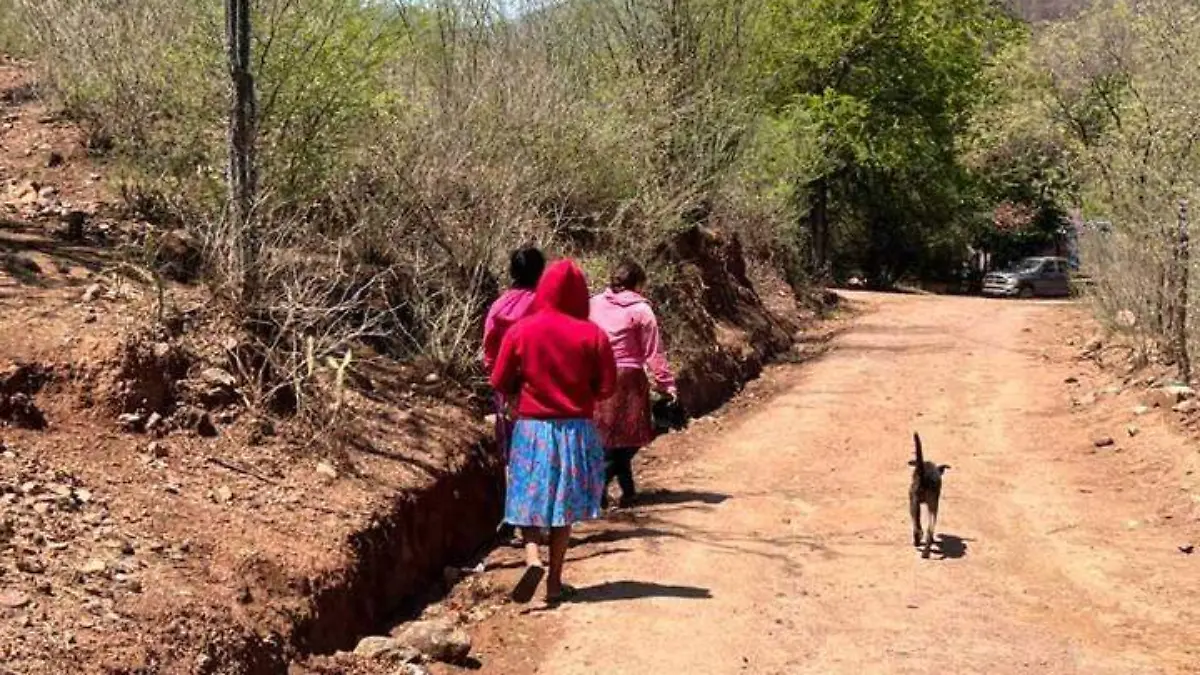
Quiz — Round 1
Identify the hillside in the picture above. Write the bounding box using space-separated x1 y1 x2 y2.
0 57 828 674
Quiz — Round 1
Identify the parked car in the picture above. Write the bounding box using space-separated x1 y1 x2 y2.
982 256 1072 298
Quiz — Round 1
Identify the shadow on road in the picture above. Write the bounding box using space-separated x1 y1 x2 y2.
934 533 971 560
635 489 730 507
572 527 672 547
568 580 712 604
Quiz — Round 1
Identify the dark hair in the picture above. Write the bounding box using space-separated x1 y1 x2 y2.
509 246 546 289
610 259 647 292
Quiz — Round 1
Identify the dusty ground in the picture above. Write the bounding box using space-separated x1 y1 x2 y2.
463 292 1200 675
1 57 506 674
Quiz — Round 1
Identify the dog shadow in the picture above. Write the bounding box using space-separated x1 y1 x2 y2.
928 533 970 560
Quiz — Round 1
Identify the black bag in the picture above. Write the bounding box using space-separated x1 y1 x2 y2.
651 396 687 436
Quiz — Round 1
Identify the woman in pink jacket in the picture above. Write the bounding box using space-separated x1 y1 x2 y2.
483 246 545 447
590 259 677 508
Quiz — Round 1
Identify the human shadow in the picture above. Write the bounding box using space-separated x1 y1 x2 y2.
486 547 631 571
932 533 970 560
571 527 672 547
567 580 712 604
634 489 730 507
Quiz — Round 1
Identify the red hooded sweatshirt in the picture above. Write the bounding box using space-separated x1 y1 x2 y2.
490 260 617 419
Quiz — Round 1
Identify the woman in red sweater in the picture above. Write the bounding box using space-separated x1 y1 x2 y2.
490 259 616 604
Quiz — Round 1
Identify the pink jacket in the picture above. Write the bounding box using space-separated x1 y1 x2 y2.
589 288 676 392
483 289 537 372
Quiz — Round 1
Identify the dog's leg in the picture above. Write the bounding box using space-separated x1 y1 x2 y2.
923 498 939 559
910 490 922 548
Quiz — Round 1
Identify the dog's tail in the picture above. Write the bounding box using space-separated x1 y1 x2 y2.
913 432 924 469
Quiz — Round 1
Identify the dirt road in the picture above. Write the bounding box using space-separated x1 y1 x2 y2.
468 292 1200 675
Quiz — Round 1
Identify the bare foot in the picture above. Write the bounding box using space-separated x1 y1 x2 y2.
525 541 543 568
545 583 577 605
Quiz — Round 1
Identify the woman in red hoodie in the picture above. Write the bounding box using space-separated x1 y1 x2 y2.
491 259 616 604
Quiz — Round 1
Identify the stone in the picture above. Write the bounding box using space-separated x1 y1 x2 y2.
315 461 338 480
117 413 144 433
389 618 472 665
1132 405 1151 416
1126 425 1140 438
1093 437 1115 448
1163 385 1196 402
1180 544 1195 555
79 558 107 575
148 441 169 459
81 284 103 303
215 486 234 504
1064 376 1079 384
353 636 421 664
424 373 441 385
1173 399 1200 414
200 368 238 390
0 590 31 609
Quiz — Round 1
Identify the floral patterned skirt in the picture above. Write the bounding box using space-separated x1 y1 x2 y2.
594 367 654 449
504 419 605 528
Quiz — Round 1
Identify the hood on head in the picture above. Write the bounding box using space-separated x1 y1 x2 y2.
535 259 590 319
602 288 649 308
491 289 536 325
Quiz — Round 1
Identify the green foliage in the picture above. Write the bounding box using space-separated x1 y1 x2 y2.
1022 0 1200 362
0 0 1070 367
751 0 1023 282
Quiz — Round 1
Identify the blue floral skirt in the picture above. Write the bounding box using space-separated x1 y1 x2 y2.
505 419 605 528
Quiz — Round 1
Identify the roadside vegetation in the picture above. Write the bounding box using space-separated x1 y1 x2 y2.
3 0 1194 399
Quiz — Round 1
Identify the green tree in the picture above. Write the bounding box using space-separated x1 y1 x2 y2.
753 0 1022 284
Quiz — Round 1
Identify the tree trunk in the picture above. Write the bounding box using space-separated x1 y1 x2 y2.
808 176 830 281
1160 223 1173 338
1176 199 1191 383
226 0 259 306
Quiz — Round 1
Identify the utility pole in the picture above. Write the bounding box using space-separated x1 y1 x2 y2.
226 0 259 305
1176 198 1190 383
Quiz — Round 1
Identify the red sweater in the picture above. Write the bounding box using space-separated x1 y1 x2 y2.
490 260 617 419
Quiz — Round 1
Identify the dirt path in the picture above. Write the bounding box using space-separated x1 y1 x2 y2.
466 292 1200 675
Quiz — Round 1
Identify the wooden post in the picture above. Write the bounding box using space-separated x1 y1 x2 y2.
226 0 258 305
1176 199 1190 383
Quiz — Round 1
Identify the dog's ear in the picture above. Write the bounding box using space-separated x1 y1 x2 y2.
937 464 951 474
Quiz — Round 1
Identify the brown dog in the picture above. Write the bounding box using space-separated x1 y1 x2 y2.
909 432 949 558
